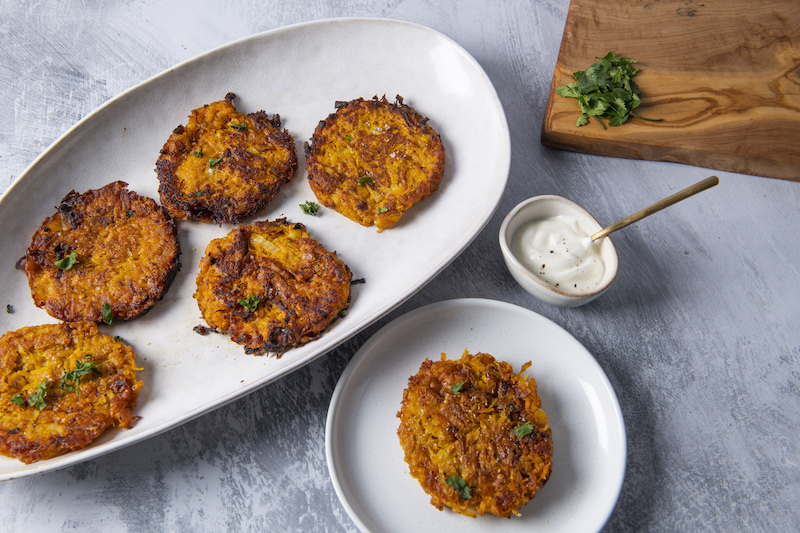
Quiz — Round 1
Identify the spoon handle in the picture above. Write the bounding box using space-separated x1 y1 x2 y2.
591 176 720 241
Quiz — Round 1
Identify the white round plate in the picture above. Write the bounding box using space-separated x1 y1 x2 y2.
326 298 626 532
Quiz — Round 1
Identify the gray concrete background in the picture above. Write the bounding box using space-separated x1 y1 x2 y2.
1 1 798 531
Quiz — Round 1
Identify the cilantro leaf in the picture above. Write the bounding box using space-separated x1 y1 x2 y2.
512 421 534 437
358 176 373 185
208 157 223 167
446 475 472 500
376 207 388 214
556 51 660 129
300 201 319 216
450 380 466 394
238 293 261 312
61 355 102 394
101 303 113 325
54 251 79 271
11 381 52 410
27 380 50 410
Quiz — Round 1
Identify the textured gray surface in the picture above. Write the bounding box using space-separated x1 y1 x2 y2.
1 1 799 531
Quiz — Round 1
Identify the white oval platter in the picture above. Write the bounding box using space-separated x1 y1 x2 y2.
0 18 510 480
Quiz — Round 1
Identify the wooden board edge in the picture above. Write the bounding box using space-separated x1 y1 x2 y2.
540 130 799 181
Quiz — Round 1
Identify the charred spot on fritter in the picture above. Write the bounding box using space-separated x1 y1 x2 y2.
397 350 553 518
156 93 298 224
0 322 142 464
194 218 352 356
305 95 445 231
25 181 180 323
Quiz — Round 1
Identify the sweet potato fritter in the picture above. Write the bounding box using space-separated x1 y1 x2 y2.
156 92 298 224
25 181 180 323
194 219 352 355
0 322 142 464
305 95 445 231
397 350 553 518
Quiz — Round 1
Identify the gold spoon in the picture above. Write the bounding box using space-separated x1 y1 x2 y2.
586 175 720 245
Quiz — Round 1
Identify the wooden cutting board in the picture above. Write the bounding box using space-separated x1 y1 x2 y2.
541 0 800 181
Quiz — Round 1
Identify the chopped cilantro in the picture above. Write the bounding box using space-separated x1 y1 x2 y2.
208 157 223 167
376 207 388 214
238 293 261 312
27 380 50 410
300 201 320 216
358 176 373 185
446 475 472 500
61 355 102 393
54 251 79 271
101 303 113 325
193 149 203 157
345 135 352 142
450 380 466 394
512 421 534 437
10 380 51 409
555 51 661 129
230 121 246 131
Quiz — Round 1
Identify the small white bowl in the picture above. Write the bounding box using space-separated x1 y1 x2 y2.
499 195 618 307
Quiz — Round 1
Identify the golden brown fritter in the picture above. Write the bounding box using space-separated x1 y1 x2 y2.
0 322 142 464
194 218 352 356
25 181 180 323
305 95 445 231
156 92 298 224
397 350 553 518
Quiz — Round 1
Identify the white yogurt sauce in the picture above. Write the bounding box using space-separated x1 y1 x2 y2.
510 215 605 295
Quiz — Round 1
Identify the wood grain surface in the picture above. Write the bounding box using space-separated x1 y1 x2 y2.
541 0 800 181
